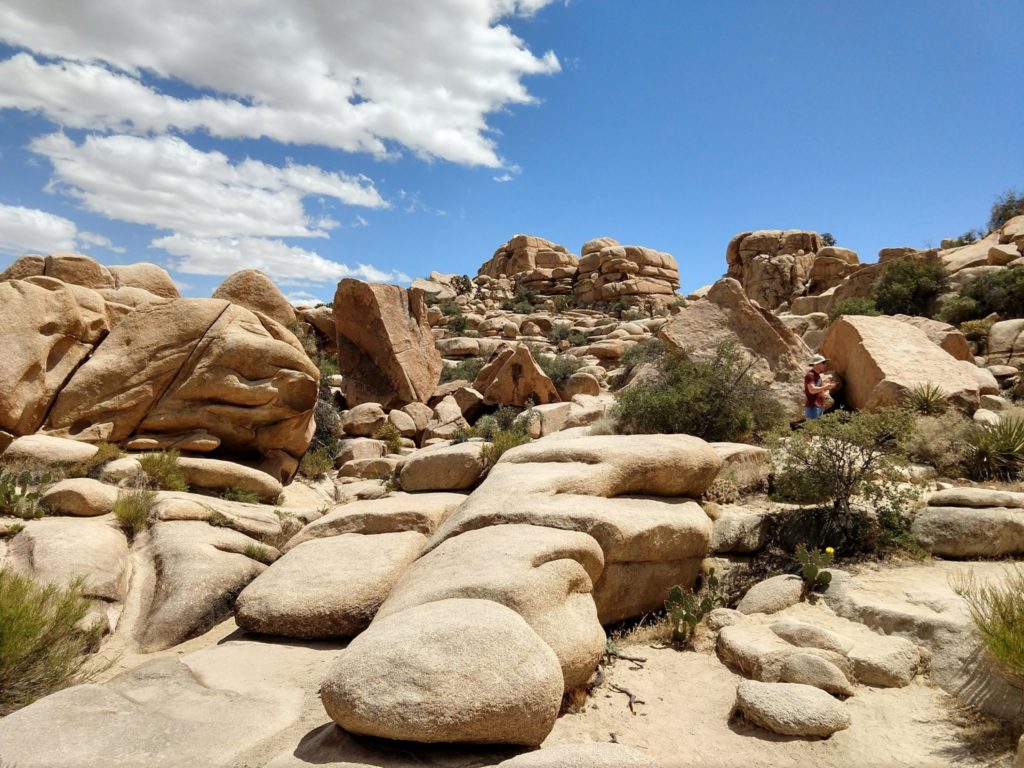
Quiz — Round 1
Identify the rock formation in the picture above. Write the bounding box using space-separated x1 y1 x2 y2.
574 238 680 308
212 268 296 327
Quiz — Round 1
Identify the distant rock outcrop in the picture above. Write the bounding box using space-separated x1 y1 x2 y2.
574 238 680 308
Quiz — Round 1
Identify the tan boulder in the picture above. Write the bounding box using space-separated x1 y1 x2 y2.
44 299 317 476
473 344 560 407
0 279 107 435
660 278 811 417
235 532 425 638
375 524 606 690
108 263 180 299
174 457 282 502
212 269 295 327
821 315 998 411
422 395 470 440
150 490 285 540
890 315 973 361
0 254 45 281
40 478 119 517
333 279 442 409
2 434 99 468
43 253 114 289
725 230 821 309
987 319 1024 367
320 598 563 745
734 680 851 738
478 234 576 279
339 402 387 437
398 442 487 492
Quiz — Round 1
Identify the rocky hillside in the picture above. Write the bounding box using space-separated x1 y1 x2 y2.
3 217 1024 768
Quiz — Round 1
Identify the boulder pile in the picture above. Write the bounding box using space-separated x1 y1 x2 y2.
574 237 680 308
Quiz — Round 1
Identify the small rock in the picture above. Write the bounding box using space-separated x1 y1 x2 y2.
779 653 855 697
737 574 804 615
734 680 851 738
40 478 119 517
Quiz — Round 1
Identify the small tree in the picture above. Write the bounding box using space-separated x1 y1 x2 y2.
872 259 949 317
819 232 836 248
989 189 1024 232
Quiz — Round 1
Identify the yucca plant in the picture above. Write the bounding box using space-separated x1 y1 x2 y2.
968 416 1024 480
954 568 1024 688
904 383 948 415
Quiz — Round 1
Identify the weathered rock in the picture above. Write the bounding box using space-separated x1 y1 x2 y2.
376 524 606 689
333 279 442 409
737 575 804 615
44 253 114 289
235 532 425 638
398 442 487 492
891 315 974 362
149 491 284 539
40 478 119 517
108 263 179 299
847 635 920 688
339 402 387 437
422 395 470 440
212 269 296 327
560 371 601 399
320 598 563 745
660 278 811 417
129 521 266 652
2 434 99 467
44 299 318 477
473 344 561 407
574 241 679 308
734 680 851 738
284 492 466 549
821 315 997 411
771 617 854 655
987 319 1024 367
913 504 1024 557
725 230 821 310
778 653 855 697
175 457 282 502
0 253 45 281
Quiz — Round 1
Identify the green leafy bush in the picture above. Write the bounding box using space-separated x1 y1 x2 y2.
967 416 1024 481
311 396 341 457
447 312 469 336
438 299 461 317
937 294 981 326
567 330 590 348
480 429 531 466
66 442 124 479
299 447 334 479
550 322 573 342
113 489 156 542
0 467 52 520
619 337 665 374
796 544 833 596
222 486 260 504
899 410 973 477
961 267 1024 320
903 383 948 415
439 357 485 384
138 450 188 492
989 189 1024 232
451 275 474 296
372 423 404 455
771 408 915 516
828 297 880 324
819 232 836 247
451 427 476 444
946 229 981 247
612 339 785 442
0 569 103 715
871 259 949 317
243 542 275 565
665 569 724 646
493 405 520 432
533 350 585 390
955 567 1024 687
473 414 498 440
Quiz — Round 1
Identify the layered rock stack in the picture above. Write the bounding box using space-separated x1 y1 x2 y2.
726 230 842 310
475 234 579 301
574 237 680 308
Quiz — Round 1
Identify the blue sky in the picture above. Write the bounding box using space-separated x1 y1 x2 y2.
0 1 1021 303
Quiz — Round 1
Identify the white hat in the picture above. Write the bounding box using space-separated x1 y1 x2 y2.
808 354 828 366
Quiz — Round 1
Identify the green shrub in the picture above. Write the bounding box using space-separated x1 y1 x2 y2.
451 427 476 444
820 232 836 247
262 511 304 551
447 312 469 336
473 414 499 440
451 275 474 296
954 567 1024 687
243 542 275 565
619 337 665 373
961 267 1024 320
550 295 574 314
66 442 124 479
665 569 724 647
372 423 404 455
493 405 520 432
989 189 1024 232
771 408 915 516
828 297 880 324
112 489 155 542
299 447 334 479
937 294 982 326
312 397 341 457
317 356 340 379
550 322 573 343
532 350 585 390
871 259 949 317
438 299 461 317
967 416 1024 481
138 450 188 492
795 544 833 596
899 410 973 477
611 339 785 442
567 330 590 348
904 383 948 415
0 467 52 520
439 357 485 384
222 486 260 504
946 229 981 248
480 415 533 466
0 569 103 715
960 317 996 345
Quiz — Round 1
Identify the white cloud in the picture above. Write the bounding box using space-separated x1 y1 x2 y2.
352 215 369 228
0 203 77 254
78 230 126 253
152 234 411 286
0 0 560 167
31 132 385 239
283 290 322 307
493 173 515 183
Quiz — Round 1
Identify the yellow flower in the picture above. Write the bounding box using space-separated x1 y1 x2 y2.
825 547 835 555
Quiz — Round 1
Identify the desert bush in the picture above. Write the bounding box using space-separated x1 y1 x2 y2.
447 312 469 336
819 232 836 247
473 414 498 440
372 423 404 455
612 339 785 442
665 569 724 647
451 275 474 296
66 442 124 479
701 476 739 505
243 542 275 565
550 295 574 314
222 486 260 504
480 422 533 467
437 299 461 317
312 396 341 455
0 466 52 520
299 447 334 479
112 488 156 542
550 322 573 343
0 568 103 715
450 427 476 444
828 297 880 324
936 294 980 326
493 405 520 432
566 330 590 348
989 189 1024 233
533 350 585 390
439 357 485 384
967 416 1024 481
771 408 915 516
947 229 981 248
619 337 665 373
871 259 949 317
899 410 973 477
961 267 1024 320
954 567 1024 687
138 450 188 492
262 511 304 550
960 317 996 347
904 383 948 415
587 414 617 436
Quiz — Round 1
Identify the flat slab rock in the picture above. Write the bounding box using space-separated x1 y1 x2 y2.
734 680 851 738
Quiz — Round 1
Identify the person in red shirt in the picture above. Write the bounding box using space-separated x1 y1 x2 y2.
804 354 834 420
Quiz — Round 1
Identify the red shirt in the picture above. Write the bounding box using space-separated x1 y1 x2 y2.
805 370 824 408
